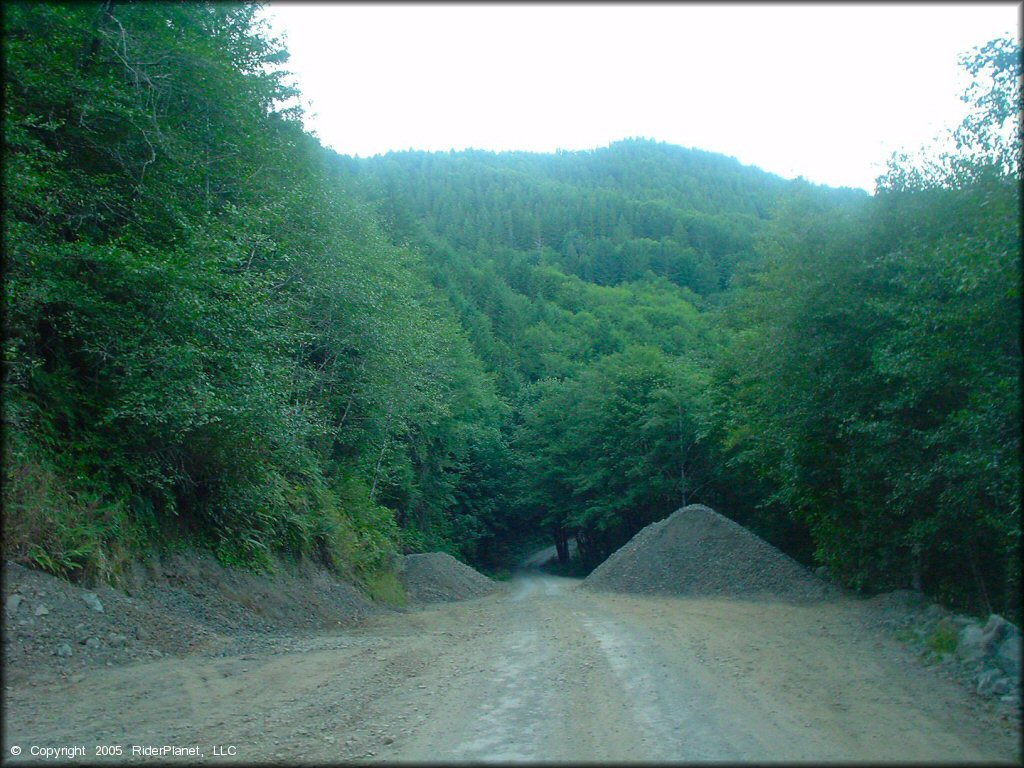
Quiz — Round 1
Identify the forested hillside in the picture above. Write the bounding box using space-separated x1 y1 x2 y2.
3 3 506 593
3 5 1019 619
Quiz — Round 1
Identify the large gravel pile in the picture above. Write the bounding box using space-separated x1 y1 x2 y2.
398 553 500 604
582 504 829 602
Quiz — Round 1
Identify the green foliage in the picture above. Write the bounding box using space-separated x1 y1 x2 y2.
719 177 1020 611
4 4 1016 627
342 139 864 571
363 569 408 606
956 36 1021 178
925 622 958 656
2 421 154 584
878 36 1021 191
716 37 1020 615
346 140 863 304
512 346 716 564
2 1 502 581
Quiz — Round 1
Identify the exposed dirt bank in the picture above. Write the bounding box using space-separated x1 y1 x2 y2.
2 554 383 687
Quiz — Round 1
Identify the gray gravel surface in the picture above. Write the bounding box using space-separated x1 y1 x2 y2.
398 553 501 604
2 553 384 684
3 550 503 687
582 504 831 601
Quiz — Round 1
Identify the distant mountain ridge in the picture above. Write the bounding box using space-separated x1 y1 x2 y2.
335 138 866 297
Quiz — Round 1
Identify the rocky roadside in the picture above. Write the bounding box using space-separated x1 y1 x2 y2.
859 588 1021 720
2 553 386 687
580 503 1021 729
2 549 504 690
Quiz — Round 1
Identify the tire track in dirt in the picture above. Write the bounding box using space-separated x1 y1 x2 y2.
4 572 1019 763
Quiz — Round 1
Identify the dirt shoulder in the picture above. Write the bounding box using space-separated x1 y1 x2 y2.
2 554 385 688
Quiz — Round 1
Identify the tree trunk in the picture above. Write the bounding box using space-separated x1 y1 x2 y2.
910 543 922 592
368 435 388 502
554 528 569 564
82 0 115 75
969 550 992 616
368 411 394 502
677 404 689 508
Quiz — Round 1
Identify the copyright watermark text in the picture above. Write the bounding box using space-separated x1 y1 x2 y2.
8 744 238 759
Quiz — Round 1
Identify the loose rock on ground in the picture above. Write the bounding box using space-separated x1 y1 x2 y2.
582 504 829 601
3 549 504 687
2 553 383 684
398 552 501 604
580 503 1020 718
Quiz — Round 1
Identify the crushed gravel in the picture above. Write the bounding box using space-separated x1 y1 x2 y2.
3 549 503 685
398 553 501 604
582 504 831 602
2 553 384 684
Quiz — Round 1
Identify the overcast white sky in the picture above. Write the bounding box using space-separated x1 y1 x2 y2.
259 3 1019 192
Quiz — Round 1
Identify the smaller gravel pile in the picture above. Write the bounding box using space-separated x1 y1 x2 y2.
398 553 499 604
582 504 828 602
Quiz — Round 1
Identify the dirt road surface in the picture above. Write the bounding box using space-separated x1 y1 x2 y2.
4 569 1020 763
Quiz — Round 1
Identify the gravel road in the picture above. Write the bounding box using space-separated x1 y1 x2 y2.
4 568 1019 763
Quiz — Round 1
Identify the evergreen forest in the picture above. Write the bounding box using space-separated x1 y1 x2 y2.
3 4 1020 620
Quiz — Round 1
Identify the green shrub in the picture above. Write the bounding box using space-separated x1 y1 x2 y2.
364 569 407 606
2 437 150 584
925 621 958 656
